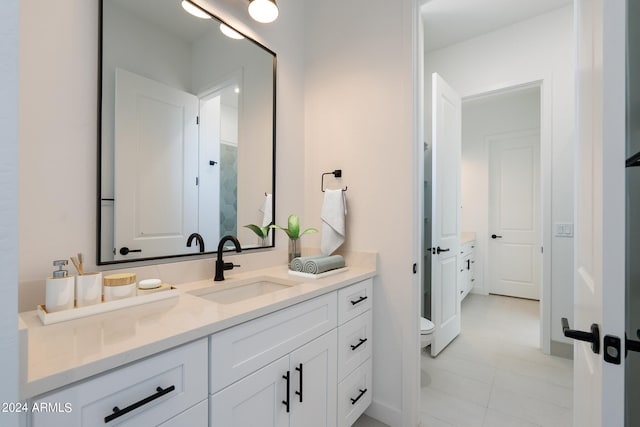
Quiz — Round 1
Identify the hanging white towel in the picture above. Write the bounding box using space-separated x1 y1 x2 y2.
321 189 347 255
259 193 273 227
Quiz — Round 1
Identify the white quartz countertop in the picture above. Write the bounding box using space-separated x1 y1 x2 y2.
461 232 477 244
18 260 376 400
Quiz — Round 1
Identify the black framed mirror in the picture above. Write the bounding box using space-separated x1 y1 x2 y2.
98 0 276 264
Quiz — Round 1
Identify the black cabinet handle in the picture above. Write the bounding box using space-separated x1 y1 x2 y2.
104 385 175 423
295 363 303 403
561 317 600 354
350 388 368 405
467 259 470 270
491 234 503 239
350 338 368 351
282 371 290 413
436 246 450 254
119 247 142 256
350 295 368 306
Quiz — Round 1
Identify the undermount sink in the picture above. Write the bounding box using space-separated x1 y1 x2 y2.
191 276 302 305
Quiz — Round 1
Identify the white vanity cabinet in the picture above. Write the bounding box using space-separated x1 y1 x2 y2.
336 279 373 427
29 338 208 427
458 241 476 300
209 278 373 427
210 330 337 427
24 276 375 427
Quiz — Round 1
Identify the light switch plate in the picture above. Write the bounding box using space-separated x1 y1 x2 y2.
554 223 574 237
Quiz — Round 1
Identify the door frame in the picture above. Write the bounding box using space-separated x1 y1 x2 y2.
422 77 553 354
462 79 551 354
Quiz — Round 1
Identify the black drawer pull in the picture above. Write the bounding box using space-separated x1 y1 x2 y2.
282 371 290 413
295 363 303 403
350 295 368 306
104 385 175 423
350 338 368 351
350 388 368 405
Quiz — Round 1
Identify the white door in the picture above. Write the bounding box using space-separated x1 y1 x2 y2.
289 330 337 427
573 1 626 426
198 94 221 248
114 68 199 260
488 131 541 300
431 73 462 356
209 355 290 427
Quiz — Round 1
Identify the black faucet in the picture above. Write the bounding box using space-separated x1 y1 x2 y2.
186 233 205 253
215 235 242 281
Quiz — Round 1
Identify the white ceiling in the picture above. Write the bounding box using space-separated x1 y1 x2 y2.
421 0 572 52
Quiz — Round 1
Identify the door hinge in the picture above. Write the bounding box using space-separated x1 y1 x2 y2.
196 177 199 186
196 116 199 125
541 246 543 253
412 263 417 274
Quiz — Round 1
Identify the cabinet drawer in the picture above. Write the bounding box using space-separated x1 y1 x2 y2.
30 339 208 427
337 358 372 427
209 292 337 393
337 310 372 382
337 279 372 325
158 400 208 427
460 241 475 257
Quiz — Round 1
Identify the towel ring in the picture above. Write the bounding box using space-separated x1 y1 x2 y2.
321 170 348 192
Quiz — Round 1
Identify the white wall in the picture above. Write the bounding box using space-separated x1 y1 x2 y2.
18 0 306 312
0 0 19 424
303 0 419 425
462 87 540 295
424 5 575 345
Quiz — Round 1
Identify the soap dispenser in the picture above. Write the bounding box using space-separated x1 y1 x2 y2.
45 260 75 312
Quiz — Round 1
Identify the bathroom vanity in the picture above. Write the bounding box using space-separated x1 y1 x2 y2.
458 233 477 301
19 260 375 427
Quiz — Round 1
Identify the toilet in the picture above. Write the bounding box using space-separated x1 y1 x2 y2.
420 317 435 348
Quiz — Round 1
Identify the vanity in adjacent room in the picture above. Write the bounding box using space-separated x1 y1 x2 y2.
458 232 477 301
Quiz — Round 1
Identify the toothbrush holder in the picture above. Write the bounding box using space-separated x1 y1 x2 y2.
76 272 102 307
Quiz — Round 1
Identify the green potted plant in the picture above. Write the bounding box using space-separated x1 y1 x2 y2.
270 214 318 265
243 224 271 247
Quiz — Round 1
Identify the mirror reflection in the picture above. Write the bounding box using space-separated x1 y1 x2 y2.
99 0 276 264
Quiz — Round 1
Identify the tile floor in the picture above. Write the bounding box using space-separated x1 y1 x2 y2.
353 294 573 427
420 294 573 427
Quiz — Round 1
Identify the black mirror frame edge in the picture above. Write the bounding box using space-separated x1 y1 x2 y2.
96 0 277 265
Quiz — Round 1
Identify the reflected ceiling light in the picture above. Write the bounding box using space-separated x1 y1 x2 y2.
181 1 210 19
248 0 279 23
234 87 240 93
220 23 245 40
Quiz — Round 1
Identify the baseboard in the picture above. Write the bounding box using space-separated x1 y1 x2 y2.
365 399 402 427
550 340 573 359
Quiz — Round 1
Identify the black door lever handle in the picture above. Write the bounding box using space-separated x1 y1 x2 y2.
561 317 600 354
627 330 640 355
491 234 503 239
436 246 450 254
119 247 142 255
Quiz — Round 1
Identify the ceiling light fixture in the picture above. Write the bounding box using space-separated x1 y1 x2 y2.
219 23 245 40
248 0 279 23
181 1 211 19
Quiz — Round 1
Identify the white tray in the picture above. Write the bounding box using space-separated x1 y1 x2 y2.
287 267 349 279
37 286 180 325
